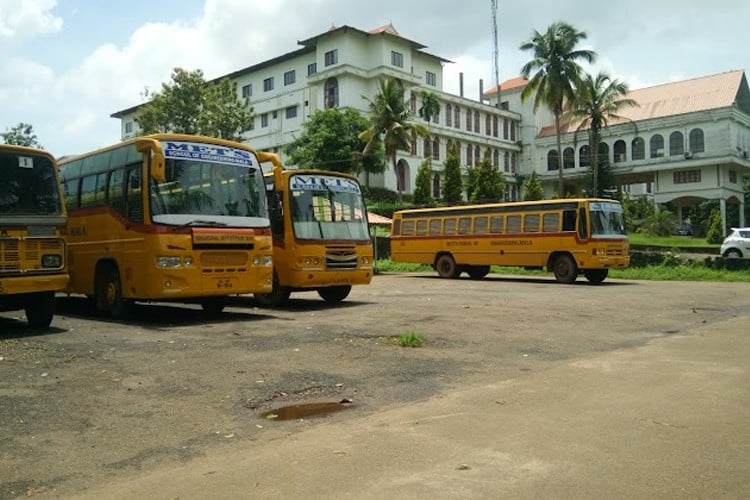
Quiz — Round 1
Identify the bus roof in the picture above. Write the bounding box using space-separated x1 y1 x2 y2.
394 198 619 216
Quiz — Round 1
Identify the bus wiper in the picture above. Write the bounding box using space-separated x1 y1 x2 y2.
174 219 228 229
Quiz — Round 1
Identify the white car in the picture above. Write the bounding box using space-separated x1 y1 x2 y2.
720 227 750 258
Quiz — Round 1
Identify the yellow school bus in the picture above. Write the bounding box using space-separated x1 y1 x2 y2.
59 134 274 317
391 198 629 284
0 145 68 328
254 166 374 306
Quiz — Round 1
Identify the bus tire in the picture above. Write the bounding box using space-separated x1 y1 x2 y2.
553 254 578 284
583 269 609 284
467 265 491 279
435 254 459 279
25 292 55 329
254 273 291 307
317 285 351 303
201 298 226 314
98 265 132 319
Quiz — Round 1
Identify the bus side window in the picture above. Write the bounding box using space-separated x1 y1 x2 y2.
125 165 143 223
578 208 588 239
562 210 576 232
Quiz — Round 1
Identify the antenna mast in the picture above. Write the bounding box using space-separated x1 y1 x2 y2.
491 0 500 107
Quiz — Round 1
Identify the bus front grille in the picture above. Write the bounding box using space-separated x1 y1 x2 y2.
325 247 358 270
200 252 248 274
0 237 65 273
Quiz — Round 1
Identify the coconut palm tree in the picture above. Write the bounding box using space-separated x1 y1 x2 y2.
360 77 426 196
519 21 595 196
564 72 637 197
418 90 441 123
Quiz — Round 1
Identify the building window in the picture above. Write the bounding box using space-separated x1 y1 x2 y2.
503 118 509 140
324 49 338 66
432 137 440 160
396 163 406 192
285 106 298 119
124 121 133 134
410 93 417 114
493 149 499 167
467 144 473 165
324 77 339 108
579 145 591 167
474 145 480 166
445 104 452 127
547 150 559 171
242 84 252 98
423 137 431 158
474 112 480 133
729 169 738 183
689 128 705 153
466 109 472 131
454 106 460 128
674 170 701 184
510 122 516 141
598 142 609 162
485 115 491 136
307 63 317 76
284 70 296 86
650 134 665 158
263 77 274 92
613 140 626 163
261 113 269 128
391 51 404 68
432 174 440 198
563 147 575 169
426 71 436 86
411 135 417 155
493 116 498 137
632 137 645 160
669 131 684 156
504 151 510 172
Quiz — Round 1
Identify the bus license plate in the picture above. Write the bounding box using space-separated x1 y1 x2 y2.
214 278 235 289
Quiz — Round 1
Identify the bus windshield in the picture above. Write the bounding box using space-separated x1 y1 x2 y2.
288 173 369 241
150 159 268 226
589 202 626 237
0 150 62 215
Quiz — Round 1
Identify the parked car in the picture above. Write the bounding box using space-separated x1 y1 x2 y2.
720 227 750 258
675 222 693 236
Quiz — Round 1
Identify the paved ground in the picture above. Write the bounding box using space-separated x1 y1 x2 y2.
1 273 749 499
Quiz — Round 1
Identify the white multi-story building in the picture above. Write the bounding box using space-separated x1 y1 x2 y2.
112 24 522 199
485 70 750 227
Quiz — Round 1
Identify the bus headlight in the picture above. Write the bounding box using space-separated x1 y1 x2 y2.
360 256 370 265
41 254 62 268
252 255 273 266
156 256 182 268
302 256 322 268
183 256 193 267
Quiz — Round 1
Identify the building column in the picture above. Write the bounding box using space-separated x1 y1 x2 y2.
720 198 727 235
740 199 746 227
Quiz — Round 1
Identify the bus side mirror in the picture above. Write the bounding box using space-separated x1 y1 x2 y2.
136 138 166 182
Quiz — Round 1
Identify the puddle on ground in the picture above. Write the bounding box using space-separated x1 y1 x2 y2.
260 399 353 421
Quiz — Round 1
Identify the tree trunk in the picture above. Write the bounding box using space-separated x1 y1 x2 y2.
590 128 600 198
554 113 564 197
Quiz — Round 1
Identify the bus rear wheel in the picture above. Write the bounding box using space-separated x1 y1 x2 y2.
553 254 578 284
317 285 351 304
24 292 55 329
583 269 609 284
435 254 459 278
467 265 491 279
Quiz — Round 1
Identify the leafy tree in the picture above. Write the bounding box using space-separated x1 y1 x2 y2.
641 210 677 237
523 171 544 200
706 208 725 244
418 90 441 123
468 157 505 203
582 155 617 198
136 67 253 141
285 108 383 175
412 158 433 206
520 21 595 196
565 72 637 196
442 142 463 203
1 122 42 148
360 77 427 194
621 194 655 232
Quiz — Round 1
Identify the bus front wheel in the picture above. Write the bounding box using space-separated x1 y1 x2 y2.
467 265 491 279
435 254 459 279
254 273 291 307
317 285 351 304
25 292 55 329
583 269 609 284
553 255 578 284
98 265 132 319
201 298 226 314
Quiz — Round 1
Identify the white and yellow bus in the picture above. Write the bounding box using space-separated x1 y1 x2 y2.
254 167 374 306
391 198 629 284
0 145 68 328
59 134 274 317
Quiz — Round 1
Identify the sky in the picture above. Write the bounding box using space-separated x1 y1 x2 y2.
1 0 747 157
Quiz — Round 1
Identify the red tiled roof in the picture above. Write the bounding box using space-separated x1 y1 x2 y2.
483 77 529 97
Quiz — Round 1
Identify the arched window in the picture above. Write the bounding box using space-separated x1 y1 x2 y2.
563 147 575 169
410 93 416 114
598 142 609 164
650 134 664 158
466 144 473 165
410 135 417 155
613 140 626 163
324 78 339 108
503 118 509 139
485 114 492 136
632 137 645 160
396 162 406 192
669 131 684 156
504 151 510 172
432 174 441 198
689 128 705 153
547 150 560 171
474 145 480 166
423 136 431 158
466 109 472 131
579 145 590 167
454 106 460 128
452 140 461 163
474 112 480 132
493 116 499 137
493 149 499 167
432 137 441 160
445 104 452 127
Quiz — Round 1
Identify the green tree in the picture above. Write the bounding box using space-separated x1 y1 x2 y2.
136 67 253 140
1 122 42 148
285 108 383 175
418 90 441 123
360 77 427 194
523 171 544 200
412 158 433 206
565 72 637 196
582 155 617 198
706 208 725 244
641 210 677 237
442 142 463 203
468 157 505 203
520 21 595 196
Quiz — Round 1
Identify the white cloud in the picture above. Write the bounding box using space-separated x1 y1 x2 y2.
0 0 62 45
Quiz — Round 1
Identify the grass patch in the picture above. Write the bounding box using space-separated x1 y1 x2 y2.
394 330 425 347
627 233 719 249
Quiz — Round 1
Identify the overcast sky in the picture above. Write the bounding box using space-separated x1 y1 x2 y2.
1 0 747 156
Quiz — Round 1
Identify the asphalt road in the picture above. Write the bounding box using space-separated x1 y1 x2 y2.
1 272 748 499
